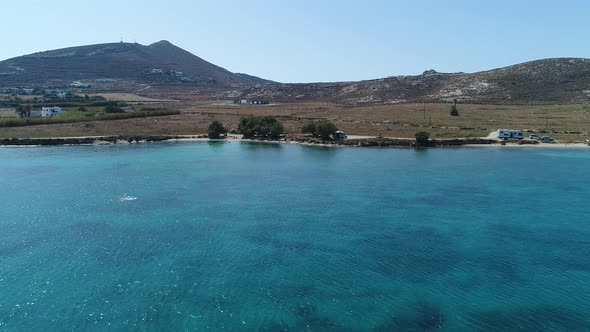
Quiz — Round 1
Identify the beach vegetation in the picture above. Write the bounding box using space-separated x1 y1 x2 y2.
315 120 338 140
301 121 316 135
301 120 338 140
415 131 430 147
208 120 227 139
238 115 284 138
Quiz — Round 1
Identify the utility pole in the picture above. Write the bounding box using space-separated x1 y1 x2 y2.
545 116 549 129
423 102 426 120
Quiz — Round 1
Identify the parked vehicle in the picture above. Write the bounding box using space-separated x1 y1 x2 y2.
540 136 554 142
334 131 347 139
498 129 524 140
529 134 540 140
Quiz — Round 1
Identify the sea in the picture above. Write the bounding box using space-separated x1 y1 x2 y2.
0 142 589 331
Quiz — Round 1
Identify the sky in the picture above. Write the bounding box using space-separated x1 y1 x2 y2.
1 0 588 83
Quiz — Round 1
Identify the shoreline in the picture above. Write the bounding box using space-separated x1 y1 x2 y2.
0 135 587 149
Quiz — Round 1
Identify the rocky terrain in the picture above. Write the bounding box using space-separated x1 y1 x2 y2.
230 58 590 105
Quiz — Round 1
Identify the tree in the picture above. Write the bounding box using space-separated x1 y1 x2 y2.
78 106 88 112
105 102 124 113
238 115 284 139
315 120 338 140
301 121 316 135
415 131 430 147
301 120 339 139
450 99 459 116
15 104 31 118
238 115 258 138
208 120 227 139
24 104 31 118
266 121 284 138
15 105 25 118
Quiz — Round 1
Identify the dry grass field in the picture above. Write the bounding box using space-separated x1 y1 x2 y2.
0 109 17 118
0 100 589 142
86 93 174 103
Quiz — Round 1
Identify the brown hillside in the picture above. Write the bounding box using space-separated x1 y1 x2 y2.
0 41 272 87
231 58 590 105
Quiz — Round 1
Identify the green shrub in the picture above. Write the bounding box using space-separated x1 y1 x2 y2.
105 102 124 113
301 121 316 135
415 131 430 147
315 120 338 140
301 120 338 139
450 99 459 116
238 115 283 139
208 120 227 139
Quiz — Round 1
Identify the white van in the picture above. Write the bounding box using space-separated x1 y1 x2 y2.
498 129 524 140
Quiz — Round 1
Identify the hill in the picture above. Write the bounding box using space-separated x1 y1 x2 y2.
1 41 588 105
0 40 272 87
230 58 590 105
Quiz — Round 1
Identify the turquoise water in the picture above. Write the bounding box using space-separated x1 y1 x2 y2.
0 142 589 331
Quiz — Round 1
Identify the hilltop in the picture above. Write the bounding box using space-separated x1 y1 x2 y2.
1 41 589 105
0 40 272 87
230 58 590 105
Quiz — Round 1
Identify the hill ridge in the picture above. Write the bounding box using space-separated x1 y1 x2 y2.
231 57 590 105
0 41 272 87
1 41 589 104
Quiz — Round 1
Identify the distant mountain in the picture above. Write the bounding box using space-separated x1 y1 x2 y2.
0 40 272 87
231 58 590 105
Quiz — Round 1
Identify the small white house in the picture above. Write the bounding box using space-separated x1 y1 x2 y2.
41 106 65 118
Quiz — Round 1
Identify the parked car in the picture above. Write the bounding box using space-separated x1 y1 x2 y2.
529 134 540 140
585 139 590 143
334 131 347 139
540 136 554 142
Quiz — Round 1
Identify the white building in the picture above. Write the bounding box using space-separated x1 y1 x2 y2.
69 81 91 88
233 99 270 105
41 106 65 118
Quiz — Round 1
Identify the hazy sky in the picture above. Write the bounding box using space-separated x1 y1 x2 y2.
1 0 588 83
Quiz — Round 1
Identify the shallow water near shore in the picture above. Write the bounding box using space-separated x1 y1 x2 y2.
0 142 589 331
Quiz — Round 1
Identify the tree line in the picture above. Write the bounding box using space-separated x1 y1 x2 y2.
208 116 344 140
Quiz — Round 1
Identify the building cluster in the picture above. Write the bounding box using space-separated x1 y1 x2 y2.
233 99 270 105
